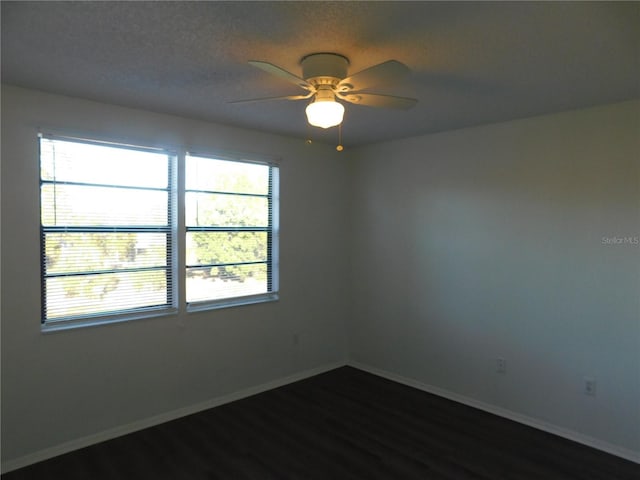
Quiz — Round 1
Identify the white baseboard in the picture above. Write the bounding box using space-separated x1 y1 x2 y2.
349 361 640 464
1 361 347 474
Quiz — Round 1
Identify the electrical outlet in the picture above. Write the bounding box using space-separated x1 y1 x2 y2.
584 377 596 396
496 357 506 374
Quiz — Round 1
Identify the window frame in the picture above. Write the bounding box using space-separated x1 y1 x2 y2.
184 151 279 312
39 133 179 331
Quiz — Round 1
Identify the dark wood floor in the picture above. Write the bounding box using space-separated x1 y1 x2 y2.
3 367 639 479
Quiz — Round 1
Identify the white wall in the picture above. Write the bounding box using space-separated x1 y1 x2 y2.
0 85 350 467
349 100 640 459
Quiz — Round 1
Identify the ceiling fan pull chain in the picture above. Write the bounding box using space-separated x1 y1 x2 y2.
336 124 344 152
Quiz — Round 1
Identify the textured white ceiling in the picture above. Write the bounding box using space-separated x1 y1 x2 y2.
2 1 638 147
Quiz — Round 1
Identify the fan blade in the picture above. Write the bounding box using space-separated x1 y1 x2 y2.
248 61 312 91
229 92 314 104
337 60 410 91
339 92 417 109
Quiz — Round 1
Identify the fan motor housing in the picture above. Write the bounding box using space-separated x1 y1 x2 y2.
301 53 349 87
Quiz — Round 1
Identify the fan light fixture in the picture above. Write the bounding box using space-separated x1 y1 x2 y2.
305 87 344 129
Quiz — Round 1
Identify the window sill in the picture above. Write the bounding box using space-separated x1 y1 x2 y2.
41 307 179 333
187 292 279 313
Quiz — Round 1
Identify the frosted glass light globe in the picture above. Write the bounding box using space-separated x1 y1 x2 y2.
305 100 345 129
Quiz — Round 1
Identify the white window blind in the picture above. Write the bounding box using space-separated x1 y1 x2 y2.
39 135 175 324
185 154 279 306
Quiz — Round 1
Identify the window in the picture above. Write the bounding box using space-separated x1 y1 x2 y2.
185 154 279 308
39 135 176 326
39 134 278 329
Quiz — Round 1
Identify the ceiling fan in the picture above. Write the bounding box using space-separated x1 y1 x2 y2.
232 53 417 129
